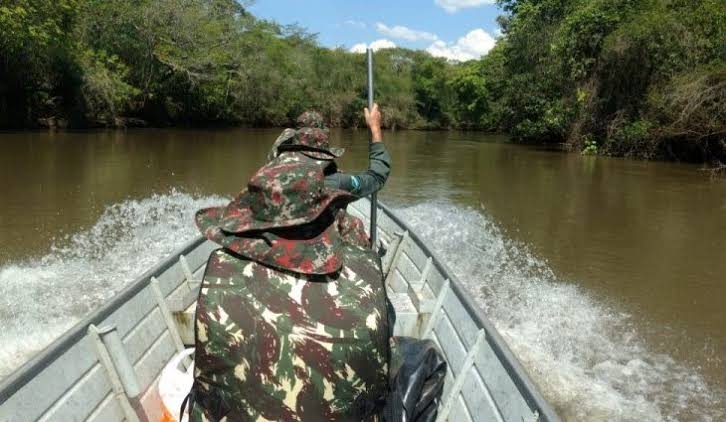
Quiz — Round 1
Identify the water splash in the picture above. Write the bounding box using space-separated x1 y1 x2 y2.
2 195 722 421
0 191 226 380
399 202 724 422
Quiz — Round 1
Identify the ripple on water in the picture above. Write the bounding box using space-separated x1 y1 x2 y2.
399 202 724 422
0 190 226 380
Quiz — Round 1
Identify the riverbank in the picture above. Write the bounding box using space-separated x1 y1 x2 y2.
3 1 724 163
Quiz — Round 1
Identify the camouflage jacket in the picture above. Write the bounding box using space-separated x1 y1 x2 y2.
190 243 390 421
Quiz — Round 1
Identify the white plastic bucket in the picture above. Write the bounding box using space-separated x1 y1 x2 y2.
158 348 195 422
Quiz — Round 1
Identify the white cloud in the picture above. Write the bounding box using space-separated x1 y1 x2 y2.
375 22 438 42
350 43 368 54
370 39 397 51
435 0 495 13
426 28 496 61
350 39 397 53
343 20 367 29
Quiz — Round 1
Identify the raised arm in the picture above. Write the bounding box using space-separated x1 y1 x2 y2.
325 103 391 197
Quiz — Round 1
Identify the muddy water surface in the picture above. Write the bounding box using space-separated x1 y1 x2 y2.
1 128 724 420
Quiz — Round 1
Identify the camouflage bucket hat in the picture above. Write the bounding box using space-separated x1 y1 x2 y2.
274 111 345 160
195 156 356 274
218 156 353 234
196 208 346 274
296 110 327 129
267 128 296 161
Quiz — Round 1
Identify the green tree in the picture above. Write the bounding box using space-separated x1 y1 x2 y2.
0 0 81 127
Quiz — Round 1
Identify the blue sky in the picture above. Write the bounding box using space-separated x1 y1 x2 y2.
248 0 503 61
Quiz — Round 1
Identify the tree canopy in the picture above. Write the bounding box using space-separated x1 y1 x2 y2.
0 0 460 129
484 0 726 161
1 0 724 162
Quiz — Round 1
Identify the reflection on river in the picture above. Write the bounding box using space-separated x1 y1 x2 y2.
1 128 724 420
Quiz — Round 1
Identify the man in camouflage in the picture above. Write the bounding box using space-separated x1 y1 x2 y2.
268 106 390 248
189 105 391 421
270 105 391 200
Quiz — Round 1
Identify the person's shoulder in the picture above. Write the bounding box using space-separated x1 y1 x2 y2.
203 248 255 284
208 248 248 267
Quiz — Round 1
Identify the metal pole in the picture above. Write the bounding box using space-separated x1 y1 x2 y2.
366 48 378 250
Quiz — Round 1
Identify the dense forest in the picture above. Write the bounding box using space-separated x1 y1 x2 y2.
1 0 724 162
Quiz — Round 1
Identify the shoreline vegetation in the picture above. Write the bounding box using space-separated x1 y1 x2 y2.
1 0 724 163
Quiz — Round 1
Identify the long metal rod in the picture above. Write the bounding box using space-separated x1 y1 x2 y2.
366 48 378 250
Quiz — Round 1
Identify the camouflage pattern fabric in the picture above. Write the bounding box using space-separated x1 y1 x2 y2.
266 130 370 250
191 245 390 421
264 136 368 249
336 210 370 248
266 111 344 160
268 128 341 161
278 128 345 160
267 128 297 161
196 206 349 275
295 111 326 129
195 152 364 275
206 154 354 235
269 110 344 160
196 206 369 274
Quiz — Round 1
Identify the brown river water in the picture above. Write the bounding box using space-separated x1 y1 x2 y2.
1 128 725 420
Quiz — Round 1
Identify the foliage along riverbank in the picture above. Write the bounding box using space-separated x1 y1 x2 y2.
1 0 724 163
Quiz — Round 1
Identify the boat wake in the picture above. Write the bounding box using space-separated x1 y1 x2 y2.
2 195 722 421
0 191 226 380
399 202 724 422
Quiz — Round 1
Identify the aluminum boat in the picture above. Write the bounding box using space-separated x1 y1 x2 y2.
0 199 559 422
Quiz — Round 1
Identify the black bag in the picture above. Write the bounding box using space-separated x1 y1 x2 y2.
383 336 448 422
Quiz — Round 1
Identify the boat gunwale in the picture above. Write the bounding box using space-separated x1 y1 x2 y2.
0 236 206 404
377 201 560 422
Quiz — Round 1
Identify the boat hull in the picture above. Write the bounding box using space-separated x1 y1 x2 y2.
0 199 559 422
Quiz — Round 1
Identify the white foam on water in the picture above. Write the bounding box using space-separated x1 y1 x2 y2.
2 194 723 420
398 202 724 422
0 191 226 380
